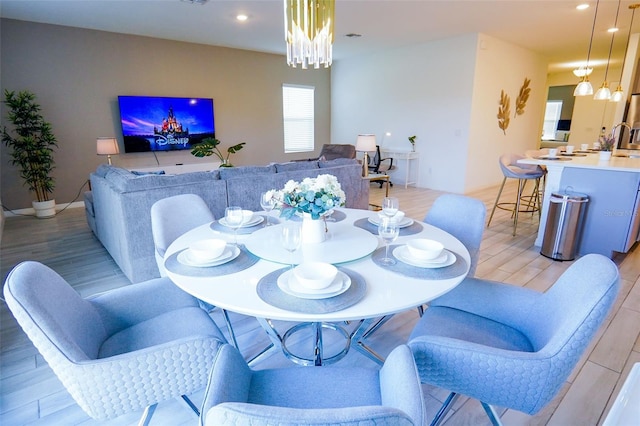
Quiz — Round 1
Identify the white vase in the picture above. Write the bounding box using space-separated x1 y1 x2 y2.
300 213 326 244
32 200 56 219
599 151 612 161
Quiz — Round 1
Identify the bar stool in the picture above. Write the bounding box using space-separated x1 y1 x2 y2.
487 153 545 236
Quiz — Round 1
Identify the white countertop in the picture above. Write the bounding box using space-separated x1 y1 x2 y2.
519 150 640 173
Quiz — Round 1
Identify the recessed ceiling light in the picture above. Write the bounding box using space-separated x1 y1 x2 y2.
236 14 248 22
607 27 619 33
576 3 590 10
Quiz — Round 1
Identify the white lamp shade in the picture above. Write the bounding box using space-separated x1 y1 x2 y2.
593 82 611 100
573 66 593 77
96 137 120 155
355 134 376 152
574 79 594 96
610 86 624 102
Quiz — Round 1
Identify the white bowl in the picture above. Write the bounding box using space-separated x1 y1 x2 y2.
378 210 405 223
189 239 227 262
241 210 254 223
293 262 338 290
406 239 444 260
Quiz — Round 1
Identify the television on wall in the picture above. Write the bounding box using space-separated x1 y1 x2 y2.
118 95 215 153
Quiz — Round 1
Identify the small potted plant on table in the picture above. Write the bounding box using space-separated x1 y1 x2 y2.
598 135 615 161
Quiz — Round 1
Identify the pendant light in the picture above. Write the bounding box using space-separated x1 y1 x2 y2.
284 0 335 69
595 0 622 100
611 4 640 102
575 0 600 96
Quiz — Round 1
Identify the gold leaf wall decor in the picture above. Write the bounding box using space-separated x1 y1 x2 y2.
514 77 531 117
497 90 511 135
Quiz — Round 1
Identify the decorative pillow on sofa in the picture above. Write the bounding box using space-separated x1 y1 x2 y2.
131 170 166 176
274 161 320 173
219 165 276 179
319 158 359 168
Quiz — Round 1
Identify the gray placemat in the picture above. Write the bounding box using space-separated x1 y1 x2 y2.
164 245 259 277
256 267 366 314
371 245 468 279
353 217 424 236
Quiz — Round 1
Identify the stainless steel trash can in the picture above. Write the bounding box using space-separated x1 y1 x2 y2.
541 191 589 261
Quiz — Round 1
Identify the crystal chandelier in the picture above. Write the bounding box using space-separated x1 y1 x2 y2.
284 0 335 69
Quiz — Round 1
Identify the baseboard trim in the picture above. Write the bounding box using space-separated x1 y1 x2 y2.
3 201 85 218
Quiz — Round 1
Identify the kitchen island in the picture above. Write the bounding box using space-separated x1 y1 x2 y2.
518 150 640 258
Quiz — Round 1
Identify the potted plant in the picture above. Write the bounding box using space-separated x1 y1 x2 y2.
408 135 417 152
598 135 615 161
190 137 246 167
2 90 58 218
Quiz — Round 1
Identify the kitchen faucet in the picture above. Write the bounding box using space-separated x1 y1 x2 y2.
610 122 631 139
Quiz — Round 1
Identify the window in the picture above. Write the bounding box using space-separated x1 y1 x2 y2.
283 84 314 153
542 100 563 140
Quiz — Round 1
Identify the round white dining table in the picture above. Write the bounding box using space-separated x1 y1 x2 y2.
164 207 470 365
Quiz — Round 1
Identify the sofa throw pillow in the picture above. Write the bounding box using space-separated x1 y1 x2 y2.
131 170 166 176
219 165 276 179
319 158 358 168
274 161 320 173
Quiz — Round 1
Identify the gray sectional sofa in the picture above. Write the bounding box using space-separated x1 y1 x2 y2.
86 158 369 283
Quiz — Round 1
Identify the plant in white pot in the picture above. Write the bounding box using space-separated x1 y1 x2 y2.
2 90 58 218
598 135 615 161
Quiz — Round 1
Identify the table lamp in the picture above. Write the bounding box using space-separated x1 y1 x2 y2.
355 134 376 177
96 137 120 165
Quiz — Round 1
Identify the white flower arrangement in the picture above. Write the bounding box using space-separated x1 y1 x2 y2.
266 174 346 220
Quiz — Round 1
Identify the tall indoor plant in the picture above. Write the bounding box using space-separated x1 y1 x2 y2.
2 90 58 218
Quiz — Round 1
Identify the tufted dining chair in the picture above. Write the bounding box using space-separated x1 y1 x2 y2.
408 253 620 425
199 343 426 425
3 261 227 424
151 193 215 277
423 193 486 277
151 193 238 347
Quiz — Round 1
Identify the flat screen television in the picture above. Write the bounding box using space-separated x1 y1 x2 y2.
118 95 215 153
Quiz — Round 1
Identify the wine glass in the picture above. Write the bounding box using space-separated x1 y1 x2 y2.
382 197 399 219
281 221 301 272
224 206 244 246
378 216 399 266
260 192 276 226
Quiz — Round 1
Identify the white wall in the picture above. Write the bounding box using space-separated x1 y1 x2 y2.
467 34 548 191
331 33 548 193
331 34 478 193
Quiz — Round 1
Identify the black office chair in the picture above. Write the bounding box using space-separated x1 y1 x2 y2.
368 145 394 187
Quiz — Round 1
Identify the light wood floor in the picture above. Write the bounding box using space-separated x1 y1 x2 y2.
1 182 639 425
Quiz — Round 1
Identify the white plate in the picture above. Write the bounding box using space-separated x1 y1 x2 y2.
393 246 456 268
277 270 351 299
178 246 240 267
368 215 414 228
219 215 264 228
